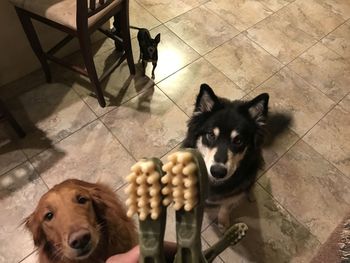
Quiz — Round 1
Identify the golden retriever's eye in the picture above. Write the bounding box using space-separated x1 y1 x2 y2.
44 212 54 221
77 195 88 204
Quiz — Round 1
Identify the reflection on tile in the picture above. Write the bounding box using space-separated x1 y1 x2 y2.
0 162 48 263
202 185 320 263
259 141 350 242
8 83 96 158
278 0 345 39
205 34 282 91
322 21 350 60
0 124 27 176
137 0 207 22
130 0 160 39
251 67 334 136
102 87 188 159
31 120 135 190
165 6 238 55
289 43 350 102
259 0 293 12
158 58 244 116
246 14 317 64
132 25 200 83
205 0 273 31
304 105 350 177
69 60 154 117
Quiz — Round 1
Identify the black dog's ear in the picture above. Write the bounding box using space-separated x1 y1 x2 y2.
246 93 269 125
24 213 45 247
154 33 160 44
194 84 220 114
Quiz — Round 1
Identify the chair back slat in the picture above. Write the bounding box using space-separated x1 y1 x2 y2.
89 0 96 10
86 0 112 17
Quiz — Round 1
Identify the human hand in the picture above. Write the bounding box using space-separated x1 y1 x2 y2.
106 245 140 263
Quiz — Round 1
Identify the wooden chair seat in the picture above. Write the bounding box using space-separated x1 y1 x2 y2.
10 0 123 29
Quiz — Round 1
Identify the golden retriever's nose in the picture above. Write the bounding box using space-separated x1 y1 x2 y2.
68 229 91 250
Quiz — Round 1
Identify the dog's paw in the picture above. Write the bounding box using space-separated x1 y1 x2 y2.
217 221 229 232
217 208 231 232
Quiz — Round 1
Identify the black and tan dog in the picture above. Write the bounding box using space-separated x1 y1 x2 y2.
182 84 269 229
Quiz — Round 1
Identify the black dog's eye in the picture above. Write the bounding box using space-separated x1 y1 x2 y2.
232 136 243 146
44 212 54 221
77 195 88 204
206 131 216 142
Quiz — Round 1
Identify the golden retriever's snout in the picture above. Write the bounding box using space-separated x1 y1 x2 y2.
68 229 91 250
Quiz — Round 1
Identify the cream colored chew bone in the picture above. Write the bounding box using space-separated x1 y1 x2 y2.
125 160 162 220
161 151 198 211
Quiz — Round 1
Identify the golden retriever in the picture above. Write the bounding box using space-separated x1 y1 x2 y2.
24 179 137 263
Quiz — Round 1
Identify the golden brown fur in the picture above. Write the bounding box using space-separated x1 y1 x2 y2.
24 179 137 263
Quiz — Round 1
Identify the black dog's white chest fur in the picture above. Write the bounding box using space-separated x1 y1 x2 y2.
182 84 269 227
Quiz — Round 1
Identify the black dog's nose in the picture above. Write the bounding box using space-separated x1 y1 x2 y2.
68 230 91 249
210 165 227 179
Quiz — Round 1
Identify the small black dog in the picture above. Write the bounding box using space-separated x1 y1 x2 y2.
131 26 160 79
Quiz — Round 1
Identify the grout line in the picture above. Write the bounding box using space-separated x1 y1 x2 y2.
132 0 163 26
255 98 344 241
28 161 51 190
18 250 37 263
21 117 98 161
163 6 240 56
135 0 211 24
98 117 137 162
256 181 323 244
0 159 28 179
302 138 350 181
242 17 350 99
257 95 339 180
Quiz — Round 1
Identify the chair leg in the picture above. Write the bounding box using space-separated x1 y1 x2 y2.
15 7 52 83
78 31 106 107
0 100 25 138
120 2 136 75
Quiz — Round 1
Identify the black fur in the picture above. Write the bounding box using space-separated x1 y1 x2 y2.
131 26 160 79
182 84 269 203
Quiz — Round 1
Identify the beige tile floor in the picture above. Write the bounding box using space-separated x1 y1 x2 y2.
1 0 350 262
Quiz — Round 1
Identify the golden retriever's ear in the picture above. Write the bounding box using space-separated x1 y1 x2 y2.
24 213 45 246
88 184 127 221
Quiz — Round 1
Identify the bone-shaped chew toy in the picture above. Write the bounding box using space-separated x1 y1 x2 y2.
125 149 248 263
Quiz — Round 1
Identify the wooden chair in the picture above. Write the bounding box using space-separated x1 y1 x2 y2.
10 0 135 107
